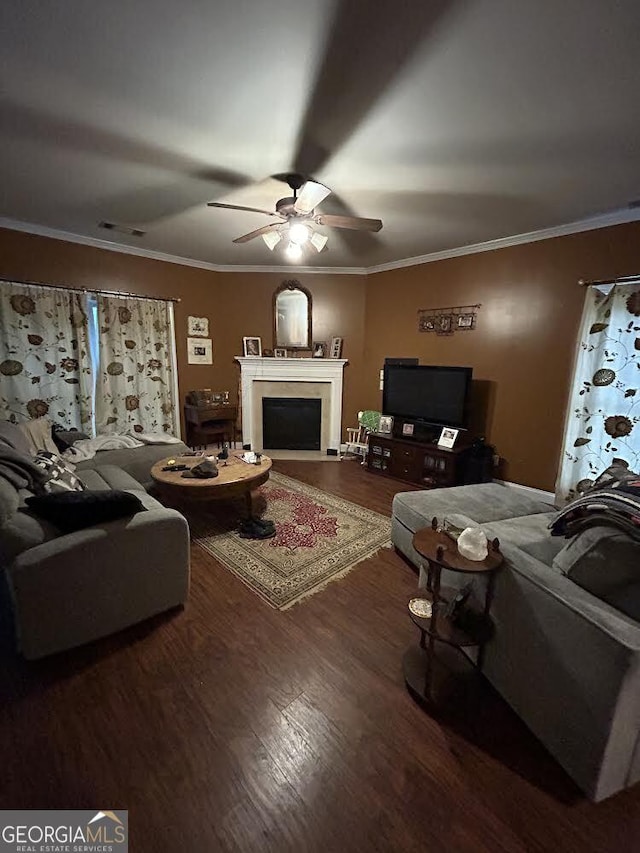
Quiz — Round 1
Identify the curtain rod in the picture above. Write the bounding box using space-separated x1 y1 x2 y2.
579 274 640 287
0 276 180 303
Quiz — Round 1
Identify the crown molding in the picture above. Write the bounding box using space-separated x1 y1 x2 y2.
0 217 226 272
365 207 640 274
2 206 639 278
207 263 367 275
0 217 366 275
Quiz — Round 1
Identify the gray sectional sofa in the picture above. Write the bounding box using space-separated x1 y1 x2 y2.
1 424 191 659
392 482 640 802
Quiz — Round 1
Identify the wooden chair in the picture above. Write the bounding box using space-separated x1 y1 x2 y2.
190 423 227 449
342 410 381 463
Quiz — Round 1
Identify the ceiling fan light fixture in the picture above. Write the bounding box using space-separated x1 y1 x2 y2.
262 231 282 250
289 222 310 245
294 180 332 214
285 241 303 261
310 232 328 252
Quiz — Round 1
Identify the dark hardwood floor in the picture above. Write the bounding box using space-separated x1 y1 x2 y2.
2 461 640 852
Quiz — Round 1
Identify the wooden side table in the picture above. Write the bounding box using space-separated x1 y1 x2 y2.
184 403 238 449
404 520 503 705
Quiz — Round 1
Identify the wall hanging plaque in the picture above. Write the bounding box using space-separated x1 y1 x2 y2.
188 316 209 336
418 304 481 335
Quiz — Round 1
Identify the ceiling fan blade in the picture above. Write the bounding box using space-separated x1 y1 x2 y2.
294 180 332 214
233 224 281 244
314 213 382 232
207 202 283 218
292 0 458 175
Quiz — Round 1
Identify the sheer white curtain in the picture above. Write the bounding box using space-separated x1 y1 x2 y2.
555 284 640 503
95 294 178 436
0 282 93 429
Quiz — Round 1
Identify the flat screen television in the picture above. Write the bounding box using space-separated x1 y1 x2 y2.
382 364 472 429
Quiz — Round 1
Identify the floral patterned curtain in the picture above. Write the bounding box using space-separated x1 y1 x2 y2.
0 283 93 429
95 295 178 435
555 284 640 503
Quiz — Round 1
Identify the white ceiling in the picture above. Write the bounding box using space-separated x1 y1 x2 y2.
2 0 640 270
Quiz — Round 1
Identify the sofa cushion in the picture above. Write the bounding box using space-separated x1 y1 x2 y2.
77 465 146 492
19 417 59 456
0 477 19 526
478 512 563 566
34 451 85 493
0 420 31 455
552 526 640 621
26 490 147 533
75 442 190 487
392 482 555 535
0 500 62 562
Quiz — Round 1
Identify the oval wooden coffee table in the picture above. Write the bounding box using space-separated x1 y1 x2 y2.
150 453 272 519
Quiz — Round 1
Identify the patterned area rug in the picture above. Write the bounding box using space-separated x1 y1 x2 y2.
190 471 391 609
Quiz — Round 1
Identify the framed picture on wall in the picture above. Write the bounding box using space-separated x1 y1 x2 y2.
187 316 209 336
436 314 453 335
243 336 262 357
456 313 476 330
187 337 213 365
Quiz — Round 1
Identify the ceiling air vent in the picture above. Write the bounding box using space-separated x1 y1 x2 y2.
98 221 146 237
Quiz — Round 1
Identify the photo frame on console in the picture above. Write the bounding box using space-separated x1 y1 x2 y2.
437 427 459 449
379 415 394 434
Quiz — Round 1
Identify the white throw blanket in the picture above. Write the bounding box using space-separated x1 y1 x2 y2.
63 434 144 463
132 433 183 446
63 432 183 463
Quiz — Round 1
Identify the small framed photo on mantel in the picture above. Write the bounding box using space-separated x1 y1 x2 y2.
437 427 459 449
243 336 262 357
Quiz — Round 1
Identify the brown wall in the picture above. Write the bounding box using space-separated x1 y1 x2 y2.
364 222 640 491
0 228 367 438
2 221 639 491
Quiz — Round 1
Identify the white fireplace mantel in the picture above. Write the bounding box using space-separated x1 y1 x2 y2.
235 357 348 452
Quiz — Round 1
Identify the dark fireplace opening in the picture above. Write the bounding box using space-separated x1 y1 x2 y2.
262 397 321 450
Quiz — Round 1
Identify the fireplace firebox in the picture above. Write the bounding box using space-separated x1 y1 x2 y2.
262 397 321 450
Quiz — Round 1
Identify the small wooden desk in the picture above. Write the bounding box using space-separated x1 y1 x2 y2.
184 403 237 448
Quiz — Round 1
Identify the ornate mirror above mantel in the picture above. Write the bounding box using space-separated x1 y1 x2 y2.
273 280 312 351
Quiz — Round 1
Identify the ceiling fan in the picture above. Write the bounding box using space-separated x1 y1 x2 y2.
207 173 382 259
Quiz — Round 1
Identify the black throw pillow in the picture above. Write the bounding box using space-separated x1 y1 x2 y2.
52 428 90 453
26 490 146 533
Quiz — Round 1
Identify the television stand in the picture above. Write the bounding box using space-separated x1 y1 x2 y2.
366 433 491 488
